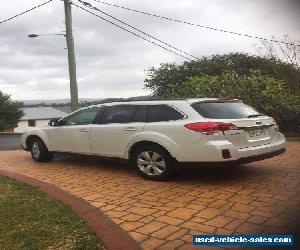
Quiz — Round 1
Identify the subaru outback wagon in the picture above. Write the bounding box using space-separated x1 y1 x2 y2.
21 98 286 180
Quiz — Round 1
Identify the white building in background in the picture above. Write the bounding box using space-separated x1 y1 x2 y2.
15 107 68 133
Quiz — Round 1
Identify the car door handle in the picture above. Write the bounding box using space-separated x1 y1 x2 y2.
124 127 138 131
79 128 89 132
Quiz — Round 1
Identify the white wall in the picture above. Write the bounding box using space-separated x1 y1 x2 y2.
15 120 50 133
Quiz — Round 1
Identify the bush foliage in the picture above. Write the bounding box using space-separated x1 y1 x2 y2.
164 70 300 131
145 53 300 96
0 91 23 131
144 53 300 132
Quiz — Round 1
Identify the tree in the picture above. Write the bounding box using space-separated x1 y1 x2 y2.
156 70 300 132
254 35 300 68
0 91 24 131
145 53 300 96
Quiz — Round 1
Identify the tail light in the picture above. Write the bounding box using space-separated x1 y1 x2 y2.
272 118 277 126
184 122 237 134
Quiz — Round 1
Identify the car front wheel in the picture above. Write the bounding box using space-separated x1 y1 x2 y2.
30 138 53 162
132 145 175 180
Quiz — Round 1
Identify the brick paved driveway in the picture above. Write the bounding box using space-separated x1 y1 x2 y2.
0 142 299 250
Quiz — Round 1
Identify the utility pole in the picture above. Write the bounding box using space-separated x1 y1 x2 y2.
64 0 79 111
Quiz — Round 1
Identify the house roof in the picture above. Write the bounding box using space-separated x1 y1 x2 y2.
53 106 72 114
21 107 68 121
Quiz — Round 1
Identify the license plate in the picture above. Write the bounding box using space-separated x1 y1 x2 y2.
248 129 266 137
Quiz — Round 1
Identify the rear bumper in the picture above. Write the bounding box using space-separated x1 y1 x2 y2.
177 133 286 163
237 147 285 164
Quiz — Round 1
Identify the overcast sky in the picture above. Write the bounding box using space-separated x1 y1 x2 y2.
0 0 299 101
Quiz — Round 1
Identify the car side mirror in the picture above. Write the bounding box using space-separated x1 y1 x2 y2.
48 118 61 127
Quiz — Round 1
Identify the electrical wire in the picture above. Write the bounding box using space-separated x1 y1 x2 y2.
0 0 54 25
77 0 199 60
89 0 300 47
72 3 192 60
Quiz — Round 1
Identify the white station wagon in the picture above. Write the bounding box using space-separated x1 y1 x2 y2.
21 98 286 180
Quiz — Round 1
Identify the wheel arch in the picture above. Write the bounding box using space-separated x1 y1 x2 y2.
26 135 48 150
127 140 177 161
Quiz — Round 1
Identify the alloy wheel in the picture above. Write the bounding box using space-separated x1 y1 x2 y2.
32 142 41 159
137 151 166 176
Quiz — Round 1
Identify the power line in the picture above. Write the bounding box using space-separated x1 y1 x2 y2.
0 0 54 25
77 0 199 60
72 3 192 60
90 0 300 47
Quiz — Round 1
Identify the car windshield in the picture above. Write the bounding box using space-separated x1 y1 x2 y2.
191 101 262 119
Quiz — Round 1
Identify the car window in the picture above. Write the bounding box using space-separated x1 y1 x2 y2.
63 107 101 126
191 101 261 119
99 105 145 124
147 105 184 122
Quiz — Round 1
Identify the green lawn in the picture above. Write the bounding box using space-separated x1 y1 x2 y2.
0 175 105 250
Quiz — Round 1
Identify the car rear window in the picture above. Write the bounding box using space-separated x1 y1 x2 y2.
147 105 184 122
191 101 261 119
99 105 145 124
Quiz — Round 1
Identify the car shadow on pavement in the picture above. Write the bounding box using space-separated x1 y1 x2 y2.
53 153 258 183
173 164 258 184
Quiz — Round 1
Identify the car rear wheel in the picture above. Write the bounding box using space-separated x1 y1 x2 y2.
30 138 53 162
132 145 175 180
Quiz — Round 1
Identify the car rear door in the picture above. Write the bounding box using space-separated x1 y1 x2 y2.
191 101 278 149
89 104 146 157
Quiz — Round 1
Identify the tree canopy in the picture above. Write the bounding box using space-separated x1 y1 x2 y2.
144 53 300 132
0 91 23 131
145 53 300 97
164 70 299 132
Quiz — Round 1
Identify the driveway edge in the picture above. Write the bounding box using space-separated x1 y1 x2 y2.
0 169 140 250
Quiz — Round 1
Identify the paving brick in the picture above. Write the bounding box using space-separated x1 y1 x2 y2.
186 203 206 211
247 215 268 225
152 225 181 239
229 195 257 205
166 228 189 241
141 238 166 250
173 195 196 203
190 216 207 224
128 207 158 216
135 221 167 234
224 219 243 231
216 227 234 234
264 218 290 228
235 222 266 234
120 221 144 231
139 216 155 224
251 210 275 218
129 231 147 242
231 203 256 213
195 208 223 219
165 201 187 208
159 239 185 249
204 215 234 227
179 243 198 250
155 215 185 226
105 210 129 218
223 210 251 220
121 213 142 222
181 221 215 233
168 208 197 220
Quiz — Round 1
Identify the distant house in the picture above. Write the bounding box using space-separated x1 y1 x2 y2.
15 107 68 133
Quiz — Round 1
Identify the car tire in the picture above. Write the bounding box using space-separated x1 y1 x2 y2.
30 138 53 162
132 145 175 181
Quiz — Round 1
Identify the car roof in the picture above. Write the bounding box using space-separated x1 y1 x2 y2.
73 98 239 114
91 98 223 106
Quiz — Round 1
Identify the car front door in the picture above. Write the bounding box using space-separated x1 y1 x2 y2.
47 107 102 154
89 104 146 158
